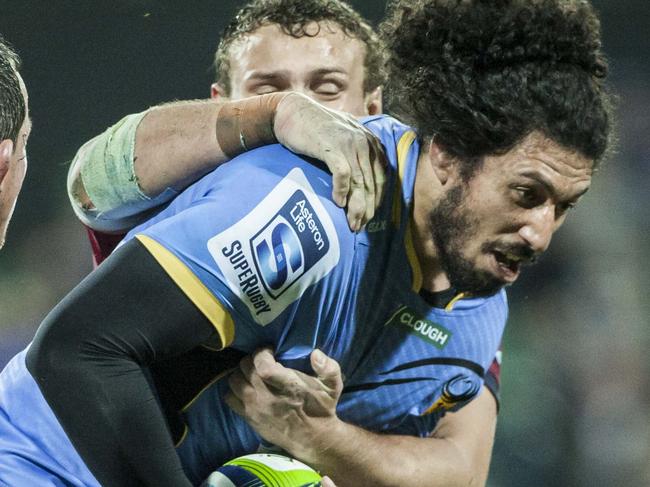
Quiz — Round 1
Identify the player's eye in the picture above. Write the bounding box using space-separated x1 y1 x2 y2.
513 186 543 208
253 84 280 95
313 81 344 98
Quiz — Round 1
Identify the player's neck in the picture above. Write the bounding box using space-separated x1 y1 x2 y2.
412 150 452 293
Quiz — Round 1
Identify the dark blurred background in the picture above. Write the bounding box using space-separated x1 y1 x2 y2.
1 1 648 485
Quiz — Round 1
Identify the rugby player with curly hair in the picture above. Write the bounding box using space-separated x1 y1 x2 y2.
0 1 612 486
64 0 504 483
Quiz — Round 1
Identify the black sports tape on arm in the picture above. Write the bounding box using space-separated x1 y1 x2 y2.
26 238 216 487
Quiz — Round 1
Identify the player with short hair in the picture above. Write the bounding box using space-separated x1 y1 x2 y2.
211 0 385 104
0 1 612 486
0 35 31 251
69 0 387 251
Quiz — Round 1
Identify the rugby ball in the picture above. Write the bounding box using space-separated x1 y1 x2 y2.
202 453 323 487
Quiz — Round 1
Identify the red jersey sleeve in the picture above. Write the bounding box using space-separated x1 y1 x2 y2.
86 227 126 267
484 345 502 411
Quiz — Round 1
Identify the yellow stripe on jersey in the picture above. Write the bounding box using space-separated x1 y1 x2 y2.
174 424 188 448
391 130 417 227
405 218 423 292
391 130 422 292
200 343 223 352
180 368 235 412
423 395 452 416
135 234 235 348
445 292 468 312
174 368 235 448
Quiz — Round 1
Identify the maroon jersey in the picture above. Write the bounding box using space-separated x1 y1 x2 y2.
86 227 125 267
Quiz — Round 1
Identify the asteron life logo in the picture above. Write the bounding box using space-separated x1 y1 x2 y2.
207 168 340 325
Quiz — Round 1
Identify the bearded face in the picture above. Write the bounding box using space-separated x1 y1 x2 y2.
426 133 593 297
429 183 534 297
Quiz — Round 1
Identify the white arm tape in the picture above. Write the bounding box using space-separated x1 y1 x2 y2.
68 111 179 232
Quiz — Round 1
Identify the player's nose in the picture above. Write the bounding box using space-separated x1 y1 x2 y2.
518 204 555 255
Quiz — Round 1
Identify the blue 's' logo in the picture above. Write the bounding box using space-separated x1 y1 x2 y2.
251 190 329 298
255 221 304 291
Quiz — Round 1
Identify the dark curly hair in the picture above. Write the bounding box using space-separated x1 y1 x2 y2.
0 35 25 145
214 0 386 95
381 0 613 172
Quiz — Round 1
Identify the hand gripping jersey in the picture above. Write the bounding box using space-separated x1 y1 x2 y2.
123 115 508 482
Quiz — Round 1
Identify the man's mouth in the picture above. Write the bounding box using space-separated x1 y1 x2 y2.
492 250 524 283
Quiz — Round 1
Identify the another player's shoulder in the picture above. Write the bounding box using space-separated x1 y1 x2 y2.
135 143 344 236
191 144 331 202
362 114 416 142
206 165 348 310
127 158 356 329
363 114 416 153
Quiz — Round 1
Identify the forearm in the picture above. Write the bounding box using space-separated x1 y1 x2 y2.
132 100 225 197
300 388 497 487
229 350 496 486
29 339 192 486
295 420 480 487
70 92 384 235
68 94 286 231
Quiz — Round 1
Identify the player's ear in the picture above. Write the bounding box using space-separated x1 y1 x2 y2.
0 139 14 185
211 83 229 101
364 86 383 115
428 139 458 187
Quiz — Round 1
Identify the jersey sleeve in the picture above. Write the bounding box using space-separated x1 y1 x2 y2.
85 227 126 267
123 145 356 353
484 347 503 410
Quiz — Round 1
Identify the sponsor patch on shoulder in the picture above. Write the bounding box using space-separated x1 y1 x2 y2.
207 168 340 325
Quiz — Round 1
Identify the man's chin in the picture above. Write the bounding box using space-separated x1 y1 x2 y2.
449 269 507 297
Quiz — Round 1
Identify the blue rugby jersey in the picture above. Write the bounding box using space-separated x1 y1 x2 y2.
123 115 508 481
0 349 100 486
0 116 507 486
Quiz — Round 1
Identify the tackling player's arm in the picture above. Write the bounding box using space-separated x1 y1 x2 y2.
25 239 219 487
68 92 386 234
227 349 497 487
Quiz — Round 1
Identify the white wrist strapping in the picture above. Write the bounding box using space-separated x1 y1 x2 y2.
69 110 178 232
